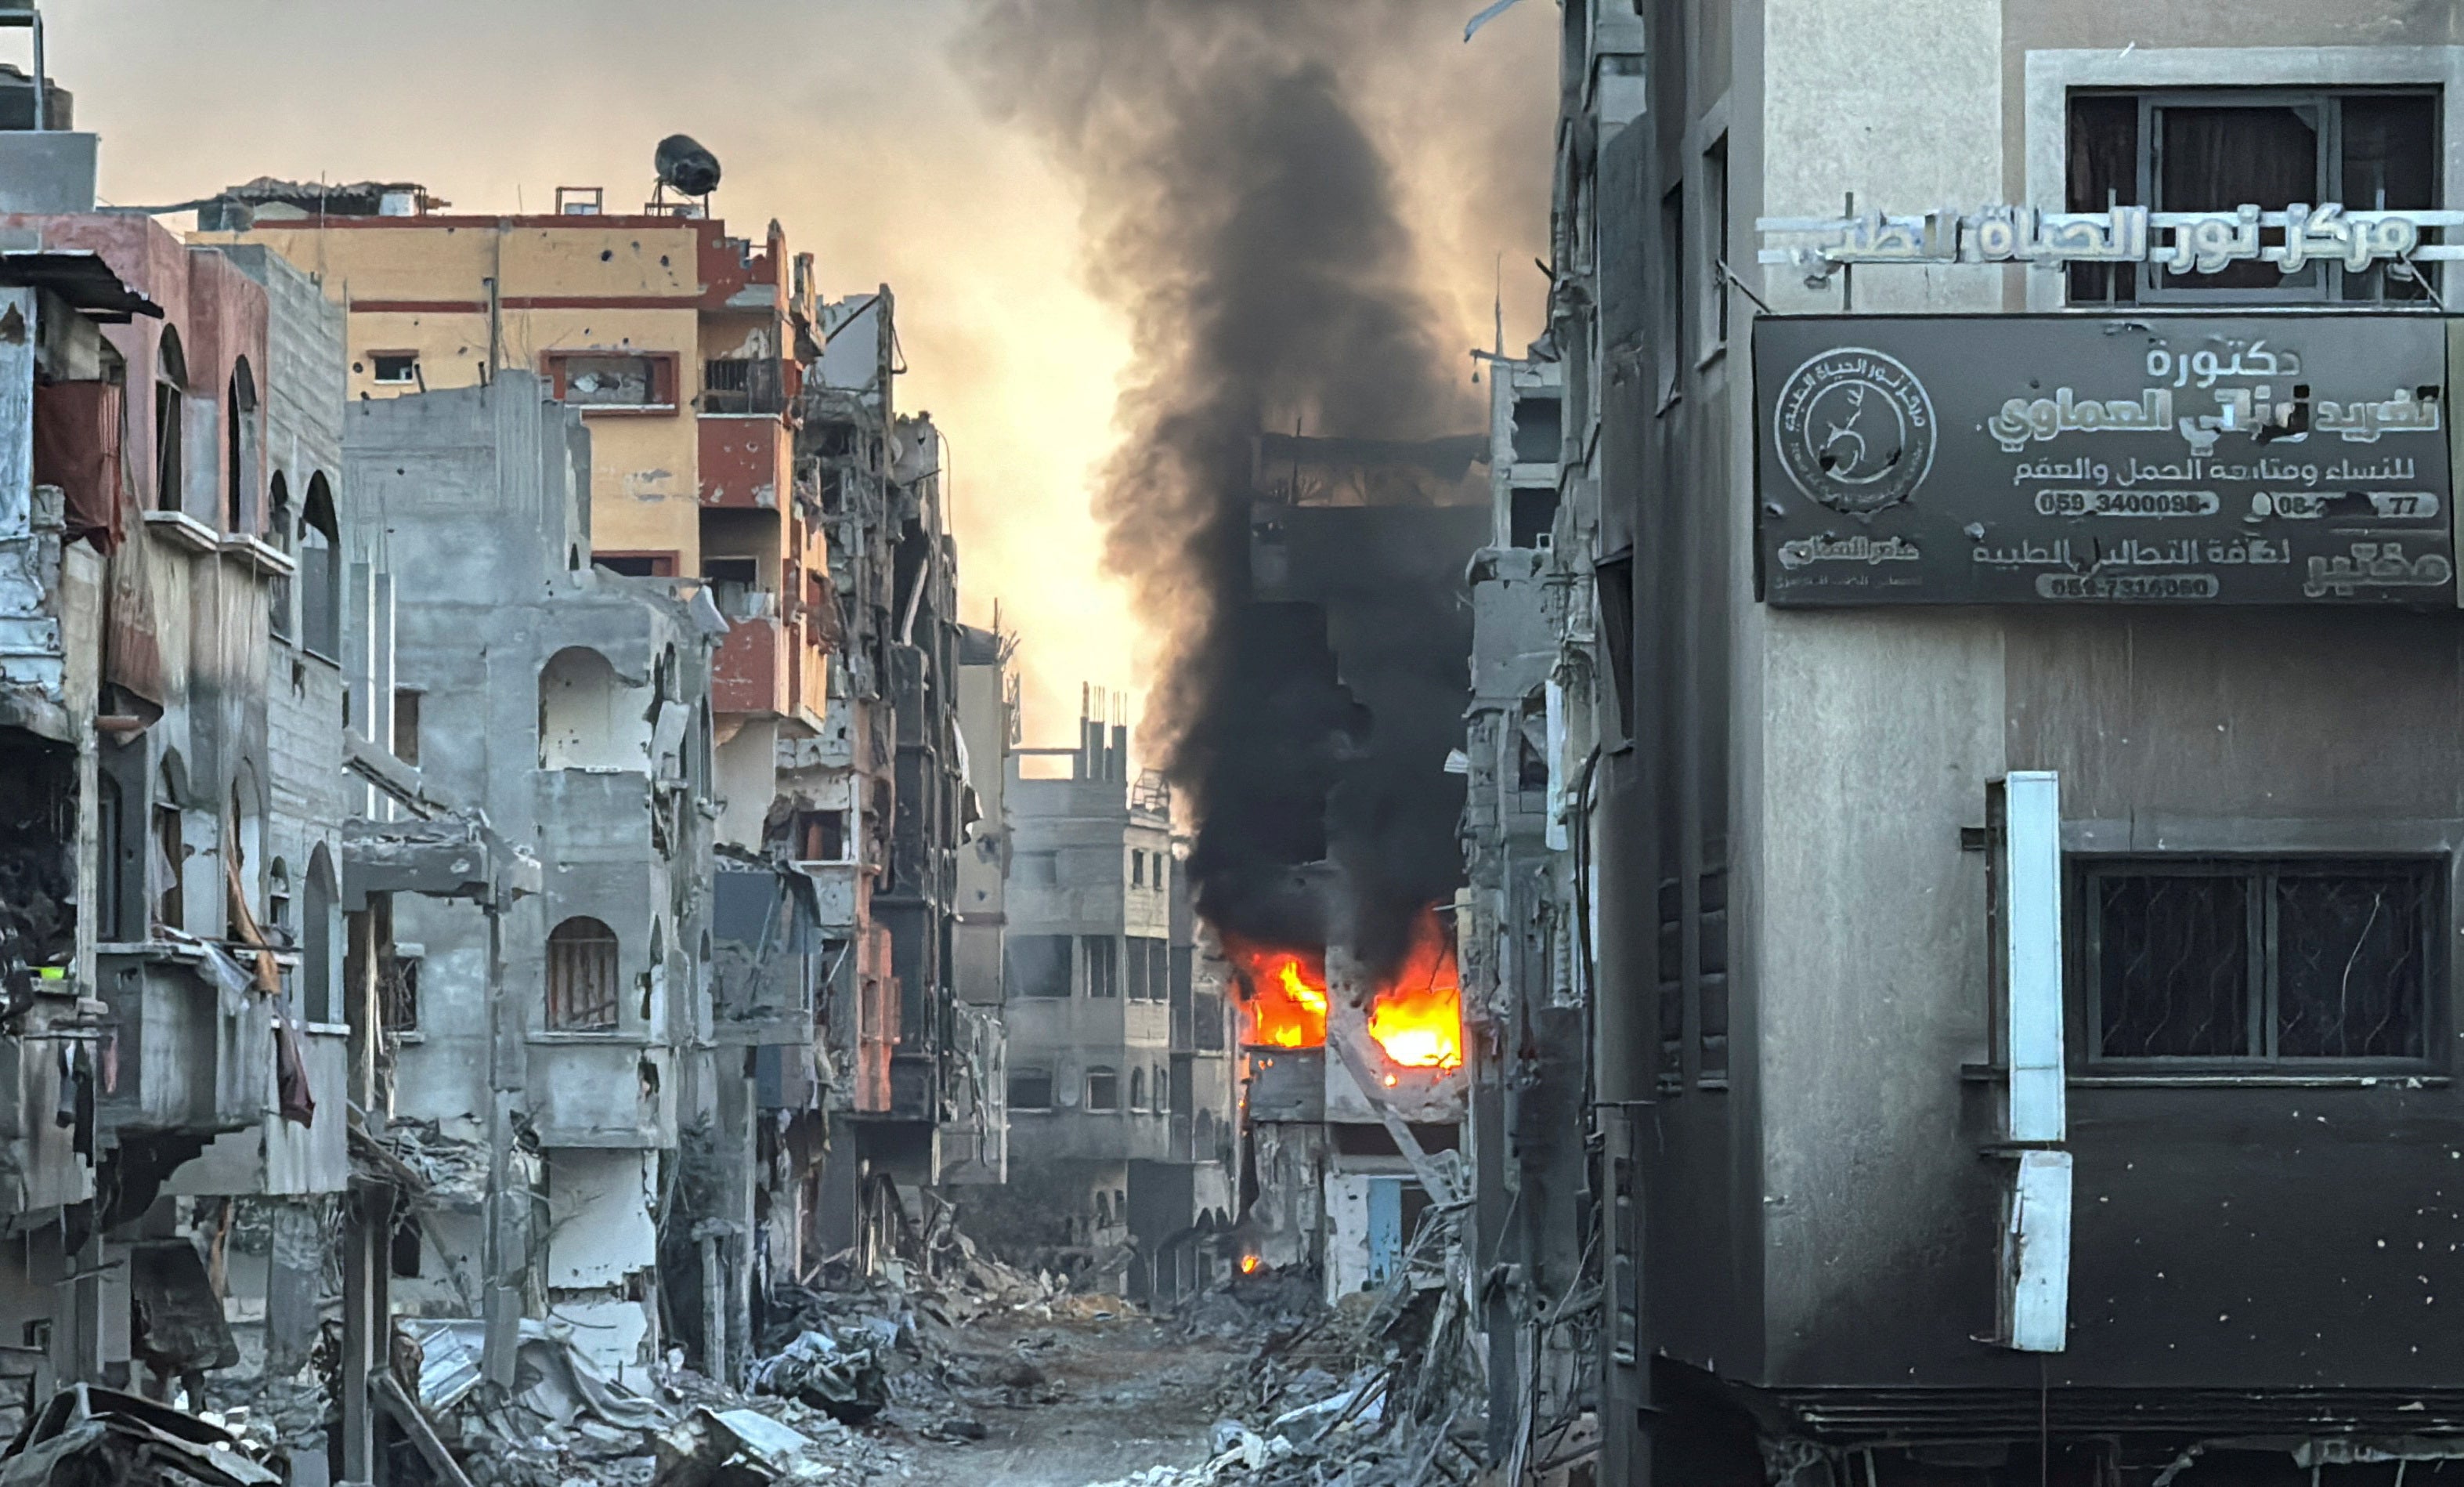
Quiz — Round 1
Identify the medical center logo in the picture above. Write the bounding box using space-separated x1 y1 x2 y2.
1773 347 1936 516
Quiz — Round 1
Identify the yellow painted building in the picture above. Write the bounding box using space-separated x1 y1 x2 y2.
201 188 829 843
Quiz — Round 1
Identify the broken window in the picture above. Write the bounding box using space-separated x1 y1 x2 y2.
1657 183 1687 403
2065 89 2439 306
154 326 186 515
381 948 420 1033
1083 935 1119 999
1085 1066 1119 1112
1194 990 1224 1051
1129 1067 1147 1110
1131 849 1146 888
298 473 341 660
1510 396 1560 465
1006 1066 1053 1111
302 849 336 1023
702 357 785 416
593 552 676 579
1126 935 1151 1001
1594 551 1635 744
2079 858 2437 1062
794 810 850 863
225 358 255 532
152 762 185 935
546 351 676 411
1004 935 1070 999
703 556 761 620
538 646 650 771
1704 133 1731 349
1508 487 1559 550
267 474 293 640
392 690 421 768
369 353 418 387
0 734 78 973
546 916 622 1032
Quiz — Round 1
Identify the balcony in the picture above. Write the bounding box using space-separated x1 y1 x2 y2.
93 942 278 1140
698 407 789 510
528 1038 675 1149
712 612 783 715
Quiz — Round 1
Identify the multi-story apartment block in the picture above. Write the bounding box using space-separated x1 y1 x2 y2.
993 699 1234 1301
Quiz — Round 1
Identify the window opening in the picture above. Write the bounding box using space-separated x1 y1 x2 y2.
1007 1066 1054 1111
2080 858 2436 1062
546 916 622 1031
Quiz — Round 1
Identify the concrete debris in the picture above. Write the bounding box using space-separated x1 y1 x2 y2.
743 1330 887 1424
0 1384 280 1487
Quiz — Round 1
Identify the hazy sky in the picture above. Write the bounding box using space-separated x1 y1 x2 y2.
41 0 1552 751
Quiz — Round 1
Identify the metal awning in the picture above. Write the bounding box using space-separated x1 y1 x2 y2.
0 248 161 320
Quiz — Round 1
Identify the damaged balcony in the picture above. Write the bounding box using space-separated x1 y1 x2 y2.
698 396 791 511
91 939 288 1141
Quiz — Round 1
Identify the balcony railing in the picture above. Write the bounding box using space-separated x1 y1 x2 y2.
702 358 787 417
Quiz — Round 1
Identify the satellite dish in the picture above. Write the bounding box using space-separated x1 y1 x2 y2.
654 135 722 198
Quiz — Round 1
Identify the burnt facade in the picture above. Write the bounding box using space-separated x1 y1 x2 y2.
1559 2 2464 1484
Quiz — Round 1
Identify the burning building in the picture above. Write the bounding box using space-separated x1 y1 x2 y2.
1224 435 1488 1300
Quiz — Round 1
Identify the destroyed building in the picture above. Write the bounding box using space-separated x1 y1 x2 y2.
344 373 728 1386
0 114 420 1482
1223 433 1487 1303
989 695 1235 1302
793 288 1004 1260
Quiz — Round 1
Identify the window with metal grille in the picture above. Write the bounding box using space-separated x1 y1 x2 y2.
2076 859 2439 1062
2065 88 2440 306
545 916 622 1031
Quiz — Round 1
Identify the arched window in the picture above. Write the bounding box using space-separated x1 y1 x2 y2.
1154 1063 1169 1113
268 858 291 939
546 916 620 1030
229 765 263 924
299 474 340 659
1129 1066 1147 1111
152 757 186 931
226 358 257 532
303 846 337 1023
267 472 293 641
154 327 186 514
538 646 650 771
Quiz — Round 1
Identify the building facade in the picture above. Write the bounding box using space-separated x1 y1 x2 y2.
1559 2 2464 1483
992 701 1234 1301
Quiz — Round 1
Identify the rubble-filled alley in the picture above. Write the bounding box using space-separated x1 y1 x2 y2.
9 2 2464 1485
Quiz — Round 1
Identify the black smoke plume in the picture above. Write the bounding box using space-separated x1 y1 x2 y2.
958 0 1481 975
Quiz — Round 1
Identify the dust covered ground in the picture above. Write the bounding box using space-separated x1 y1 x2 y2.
889 1312 1251 1487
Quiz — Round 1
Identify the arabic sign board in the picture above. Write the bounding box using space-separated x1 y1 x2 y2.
1755 203 2464 274
1753 315 2456 607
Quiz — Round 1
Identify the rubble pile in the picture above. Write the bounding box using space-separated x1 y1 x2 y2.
367 1319 903 1487
0 1384 280 1487
1082 1214 1488 1487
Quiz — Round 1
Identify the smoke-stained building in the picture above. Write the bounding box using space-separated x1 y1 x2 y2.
1559 2 2464 1483
793 288 1004 1262
990 697 1235 1301
350 374 725 1385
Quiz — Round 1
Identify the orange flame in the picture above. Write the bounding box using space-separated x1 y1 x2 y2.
1226 913 1461 1072
1230 942 1328 1048
1240 1254 1262 1275
1366 913 1463 1071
